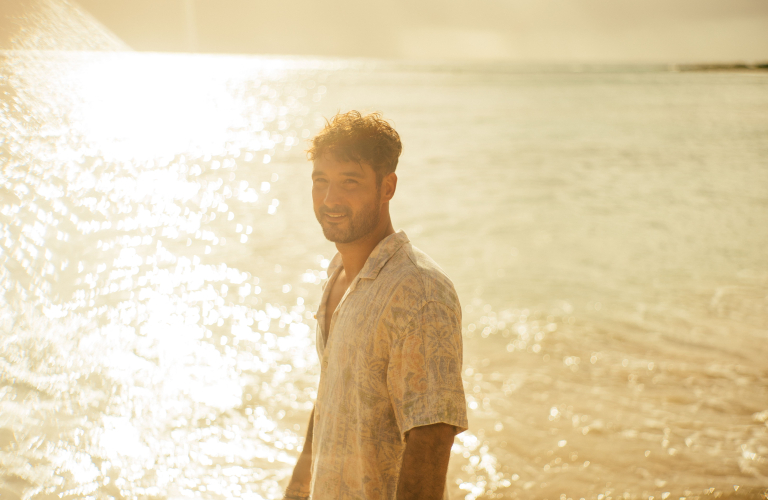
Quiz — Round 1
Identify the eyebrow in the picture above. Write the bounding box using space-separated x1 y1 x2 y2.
312 170 365 179
340 170 365 178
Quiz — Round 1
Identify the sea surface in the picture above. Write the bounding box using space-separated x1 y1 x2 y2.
1 49 767 500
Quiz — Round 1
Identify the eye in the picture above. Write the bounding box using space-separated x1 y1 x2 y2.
343 179 358 185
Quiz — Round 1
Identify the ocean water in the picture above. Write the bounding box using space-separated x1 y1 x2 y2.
1 49 767 500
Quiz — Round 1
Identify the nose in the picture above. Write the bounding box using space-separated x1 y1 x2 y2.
323 181 344 208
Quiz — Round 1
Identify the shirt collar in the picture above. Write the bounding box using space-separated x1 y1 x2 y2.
325 230 410 283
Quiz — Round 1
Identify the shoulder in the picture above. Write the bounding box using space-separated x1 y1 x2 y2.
382 242 461 317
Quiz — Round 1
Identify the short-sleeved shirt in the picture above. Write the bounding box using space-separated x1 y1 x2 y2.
310 230 468 500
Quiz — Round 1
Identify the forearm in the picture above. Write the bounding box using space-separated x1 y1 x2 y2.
284 407 314 499
396 423 455 500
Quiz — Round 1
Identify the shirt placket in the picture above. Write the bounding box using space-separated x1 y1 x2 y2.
321 275 363 366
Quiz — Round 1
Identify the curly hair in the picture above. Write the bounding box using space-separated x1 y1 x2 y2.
307 111 402 183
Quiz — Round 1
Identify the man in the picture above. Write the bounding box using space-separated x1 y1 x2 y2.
283 111 468 500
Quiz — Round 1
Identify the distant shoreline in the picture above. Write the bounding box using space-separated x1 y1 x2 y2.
676 62 768 72
3 50 768 76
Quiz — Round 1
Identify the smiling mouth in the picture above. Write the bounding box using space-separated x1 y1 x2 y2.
324 213 346 219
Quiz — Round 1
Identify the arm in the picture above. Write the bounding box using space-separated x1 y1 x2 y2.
283 407 314 500
396 423 455 500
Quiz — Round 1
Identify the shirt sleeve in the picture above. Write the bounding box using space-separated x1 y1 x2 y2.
387 300 468 441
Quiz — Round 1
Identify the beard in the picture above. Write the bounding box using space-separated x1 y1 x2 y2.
315 195 381 244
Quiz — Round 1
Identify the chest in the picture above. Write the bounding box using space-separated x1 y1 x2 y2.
323 273 348 342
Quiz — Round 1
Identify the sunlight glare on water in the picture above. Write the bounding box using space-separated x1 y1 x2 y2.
72 55 241 160
1 49 340 500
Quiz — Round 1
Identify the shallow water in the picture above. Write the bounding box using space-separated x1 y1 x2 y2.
1 49 767 500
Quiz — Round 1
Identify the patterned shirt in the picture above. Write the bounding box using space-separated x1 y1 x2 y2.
311 230 468 500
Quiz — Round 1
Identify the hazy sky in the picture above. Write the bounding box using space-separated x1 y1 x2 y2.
47 0 768 62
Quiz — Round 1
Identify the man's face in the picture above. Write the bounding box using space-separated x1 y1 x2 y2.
312 155 382 244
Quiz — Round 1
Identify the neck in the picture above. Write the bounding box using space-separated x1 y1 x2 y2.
335 212 395 285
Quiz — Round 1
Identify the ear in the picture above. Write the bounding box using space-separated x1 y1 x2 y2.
380 172 397 203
